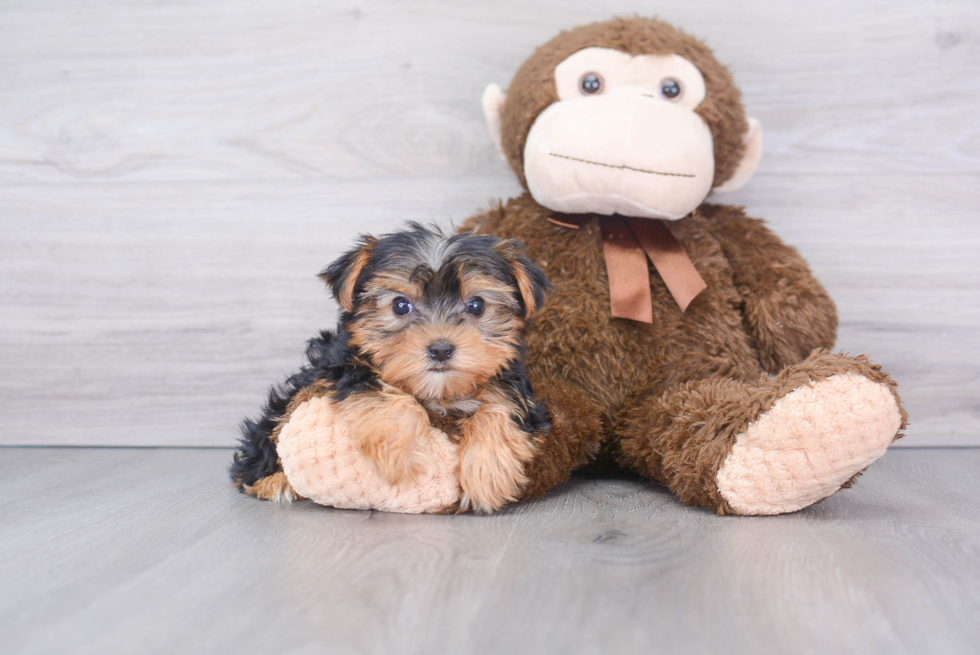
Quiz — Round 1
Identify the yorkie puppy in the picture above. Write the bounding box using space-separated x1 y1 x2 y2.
231 223 551 513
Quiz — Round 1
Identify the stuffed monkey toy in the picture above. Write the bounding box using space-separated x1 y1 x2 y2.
233 17 906 516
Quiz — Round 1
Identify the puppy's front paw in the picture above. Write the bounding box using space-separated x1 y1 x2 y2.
362 432 428 488
343 391 433 488
457 404 535 514
458 440 528 513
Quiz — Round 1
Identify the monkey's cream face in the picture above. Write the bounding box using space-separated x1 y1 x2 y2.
523 47 716 221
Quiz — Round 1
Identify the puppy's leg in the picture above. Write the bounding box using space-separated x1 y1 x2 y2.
243 471 300 502
233 393 305 503
457 390 536 513
338 385 433 487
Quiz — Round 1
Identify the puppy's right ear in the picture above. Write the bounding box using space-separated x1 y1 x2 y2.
319 236 378 313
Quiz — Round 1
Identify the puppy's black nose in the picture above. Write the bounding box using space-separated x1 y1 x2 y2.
428 340 454 362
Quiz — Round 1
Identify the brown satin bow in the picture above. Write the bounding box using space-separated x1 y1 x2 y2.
548 214 707 323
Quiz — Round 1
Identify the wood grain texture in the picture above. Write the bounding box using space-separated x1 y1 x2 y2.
1 447 978 655
1 0 977 181
0 0 978 446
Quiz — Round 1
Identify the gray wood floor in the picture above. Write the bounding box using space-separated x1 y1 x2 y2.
2 447 978 655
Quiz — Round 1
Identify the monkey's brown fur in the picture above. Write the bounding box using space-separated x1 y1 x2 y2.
462 17 907 513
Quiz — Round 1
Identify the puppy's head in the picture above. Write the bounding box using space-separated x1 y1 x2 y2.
321 223 548 401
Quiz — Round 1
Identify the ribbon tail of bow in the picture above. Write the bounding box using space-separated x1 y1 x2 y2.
625 217 707 314
599 217 654 323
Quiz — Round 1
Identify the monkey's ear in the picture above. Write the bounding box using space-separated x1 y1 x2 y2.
482 83 506 157
319 236 378 313
496 240 550 317
714 117 763 193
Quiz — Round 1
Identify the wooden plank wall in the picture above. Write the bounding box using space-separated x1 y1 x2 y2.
1 0 977 446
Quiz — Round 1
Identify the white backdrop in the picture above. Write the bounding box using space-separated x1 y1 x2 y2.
1 0 977 446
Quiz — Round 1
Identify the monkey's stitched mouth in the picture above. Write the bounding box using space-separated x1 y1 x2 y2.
548 152 695 178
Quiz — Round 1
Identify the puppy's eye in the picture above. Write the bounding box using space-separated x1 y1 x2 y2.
660 78 683 101
465 297 485 317
392 297 414 316
579 72 603 95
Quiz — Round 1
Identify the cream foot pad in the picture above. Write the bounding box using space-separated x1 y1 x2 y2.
716 373 902 515
277 395 461 513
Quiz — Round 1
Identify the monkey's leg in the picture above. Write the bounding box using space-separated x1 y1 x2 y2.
516 378 608 502
616 350 906 515
275 389 461 514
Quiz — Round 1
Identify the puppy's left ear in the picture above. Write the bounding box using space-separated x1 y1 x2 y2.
319 236 378 313
496 239 550 317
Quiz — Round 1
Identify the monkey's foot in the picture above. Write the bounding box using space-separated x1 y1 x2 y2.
276 395 460 514
715 372 903 515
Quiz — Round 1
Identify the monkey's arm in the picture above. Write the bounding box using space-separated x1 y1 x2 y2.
701 204 838 373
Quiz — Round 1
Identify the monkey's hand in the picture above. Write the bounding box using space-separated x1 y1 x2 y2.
457 392 536 514
704 206 838 372
340 386 433 487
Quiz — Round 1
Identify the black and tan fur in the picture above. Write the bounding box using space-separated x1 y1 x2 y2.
230 223 551 513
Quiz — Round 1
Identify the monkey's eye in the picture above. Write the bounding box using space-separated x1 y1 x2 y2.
392 297 414 316
660 78 683 101
465 297 485 317
579 72 604 95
